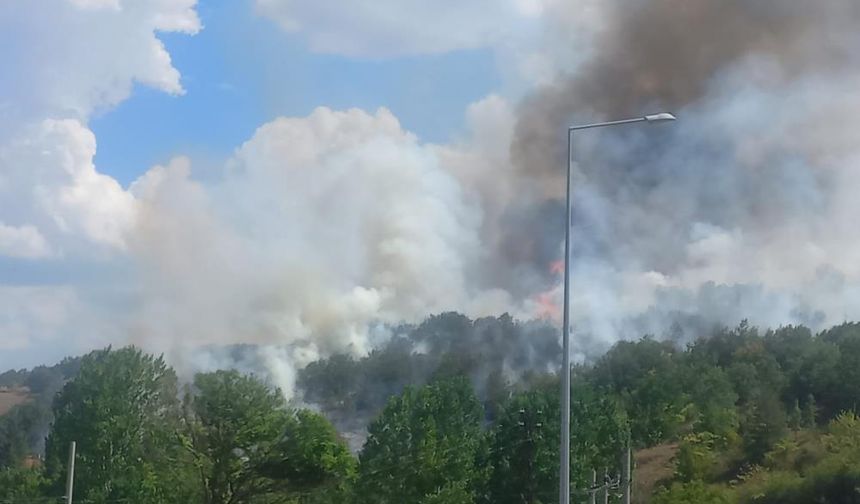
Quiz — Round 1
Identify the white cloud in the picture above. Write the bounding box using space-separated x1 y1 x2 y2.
67 0 120 11
0 287 83 351
254 0 535 58
0 0 201 257
252 0 606 92
0 223 52 259
0 119 137 256
0 0 199 366
0 0 199 126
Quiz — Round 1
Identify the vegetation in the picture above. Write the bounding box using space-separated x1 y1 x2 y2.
3 315 860 502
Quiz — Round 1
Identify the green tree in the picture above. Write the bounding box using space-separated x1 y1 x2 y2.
675 432 719 482
484 380 627 504
267 410 357 504
802 394 818 428
0 466 49 503
652 481 732 504
44 346 196 504
690 321 760 368
420 481 474 504
787 399 802 430
795 343 840 421
0 403 45 469
681 364 738 440
355 378 486 504
591 338 684 445
485 390 556 504
185 370 353 504
740 391 787 464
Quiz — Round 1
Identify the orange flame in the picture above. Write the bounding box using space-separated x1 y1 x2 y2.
549 260 564 275
534 292 561 322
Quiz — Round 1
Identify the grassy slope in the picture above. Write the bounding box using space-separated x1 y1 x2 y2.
634 443 679 503
0 387 30 416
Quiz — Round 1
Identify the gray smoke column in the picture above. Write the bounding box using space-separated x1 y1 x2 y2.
498 0 860 345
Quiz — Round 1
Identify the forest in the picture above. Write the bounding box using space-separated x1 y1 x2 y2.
2 313 860 503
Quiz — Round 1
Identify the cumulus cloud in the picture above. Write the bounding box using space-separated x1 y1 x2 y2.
0 0 199 128
0 0 200 260
254 0 539 58
0 0 199 366
0 224 52 260
0 287 89 350
252 0 609 94
0 119 136 255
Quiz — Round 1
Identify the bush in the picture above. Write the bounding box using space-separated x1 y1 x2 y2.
652 481 733 504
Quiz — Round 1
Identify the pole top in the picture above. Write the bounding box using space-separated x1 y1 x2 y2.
644 112 676 123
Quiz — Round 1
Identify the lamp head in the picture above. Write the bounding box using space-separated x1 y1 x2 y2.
644 112 676 123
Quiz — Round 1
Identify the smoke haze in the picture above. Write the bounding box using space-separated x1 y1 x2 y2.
493 0 860 346
4 0 860 398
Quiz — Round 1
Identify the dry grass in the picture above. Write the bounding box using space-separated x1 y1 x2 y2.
633 442 678 504
0 386 31 416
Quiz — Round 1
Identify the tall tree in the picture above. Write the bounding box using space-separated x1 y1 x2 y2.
680 364 738 440
355 377 486 504
484 380 628 504
184 370 353 504
44 346 197 504
485 390 555 504
0 466 49 503
591 338 683 445
0 403 45 469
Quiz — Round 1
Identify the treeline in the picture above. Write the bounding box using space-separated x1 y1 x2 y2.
0 346 624 503
298 313 560 437
0 357 80 465
3 315 860 503
299 317 860 502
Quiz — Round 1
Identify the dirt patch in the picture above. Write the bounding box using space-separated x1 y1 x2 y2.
0 387 31 416
633 443 678 504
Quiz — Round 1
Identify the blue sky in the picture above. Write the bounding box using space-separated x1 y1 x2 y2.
91 0 501 186
0 0 520 370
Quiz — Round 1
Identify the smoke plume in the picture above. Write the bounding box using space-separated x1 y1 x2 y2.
490 0 860 345
81 0 860 389
7 0 860 400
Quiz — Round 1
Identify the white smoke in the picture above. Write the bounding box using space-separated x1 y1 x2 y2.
123 107 523 394
6 0 860 398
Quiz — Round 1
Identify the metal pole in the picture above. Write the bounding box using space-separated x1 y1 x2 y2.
560 127 573 504
622 443 632 504
559 112 675 504
65 441 76 504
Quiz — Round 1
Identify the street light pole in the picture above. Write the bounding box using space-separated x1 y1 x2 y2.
560 112 675 504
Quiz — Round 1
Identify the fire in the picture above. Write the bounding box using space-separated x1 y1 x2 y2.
534 292 561 322
532 259 565 322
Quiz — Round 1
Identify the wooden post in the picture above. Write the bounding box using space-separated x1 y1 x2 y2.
602 467 609 504
589 468 597 504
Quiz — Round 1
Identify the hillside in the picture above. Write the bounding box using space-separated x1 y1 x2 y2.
3 315 860 503
633 443 678 504
0 388 30 417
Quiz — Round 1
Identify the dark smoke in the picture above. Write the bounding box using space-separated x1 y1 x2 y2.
513 0 860 182
493 0 860 342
